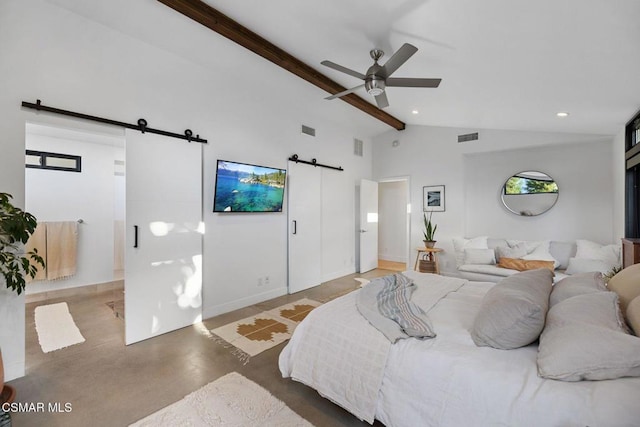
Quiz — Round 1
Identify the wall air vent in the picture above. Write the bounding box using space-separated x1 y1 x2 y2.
458 132 479 143
354 138 364 157
301 125 316 137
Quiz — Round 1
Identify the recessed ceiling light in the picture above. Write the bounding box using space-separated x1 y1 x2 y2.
411 110 419 115
556 112 569 117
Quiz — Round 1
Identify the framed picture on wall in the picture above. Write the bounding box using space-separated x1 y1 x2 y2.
423 185 445 212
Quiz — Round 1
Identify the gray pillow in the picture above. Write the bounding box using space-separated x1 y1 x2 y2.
495 243 527 261
463 248 496 265
471 269 554 350
537 292 640 381
549 271 606 307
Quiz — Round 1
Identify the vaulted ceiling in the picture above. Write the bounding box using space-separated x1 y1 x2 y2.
49 0 640 136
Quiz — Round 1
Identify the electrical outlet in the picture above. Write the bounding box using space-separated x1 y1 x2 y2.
264 276 270 285
257 278 263 287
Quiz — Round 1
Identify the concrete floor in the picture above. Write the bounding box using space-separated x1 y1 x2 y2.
8 269 393 427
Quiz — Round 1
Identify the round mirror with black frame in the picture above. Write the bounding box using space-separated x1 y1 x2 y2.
501 171 559 216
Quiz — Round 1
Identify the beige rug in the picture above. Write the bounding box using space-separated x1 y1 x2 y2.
210 298 320 359
129 372 314 426
34 302 85 353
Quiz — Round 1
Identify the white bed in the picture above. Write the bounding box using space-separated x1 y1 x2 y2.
279 271 640 427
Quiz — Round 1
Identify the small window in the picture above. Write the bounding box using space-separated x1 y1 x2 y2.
25 150 81 173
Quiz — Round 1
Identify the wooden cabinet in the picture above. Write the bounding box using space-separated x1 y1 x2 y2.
622 238 640 268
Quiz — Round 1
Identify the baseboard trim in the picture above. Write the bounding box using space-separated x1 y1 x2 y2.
202 286 288 319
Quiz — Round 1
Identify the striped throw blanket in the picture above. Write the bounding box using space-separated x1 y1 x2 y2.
356 273 435 343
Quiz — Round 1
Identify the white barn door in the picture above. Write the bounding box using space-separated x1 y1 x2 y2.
359 179 379 273
124 130 202 345
287 161 322 293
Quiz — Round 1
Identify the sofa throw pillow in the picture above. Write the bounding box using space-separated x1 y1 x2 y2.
565 257 615 275
576 239 620 266
497 257 555 272
627 296 640 336
607 263 640 314
470 269 554 350
549 271 606 307
463 248 496 265
495 243 527 261
537 291 640 381
452 236 488 267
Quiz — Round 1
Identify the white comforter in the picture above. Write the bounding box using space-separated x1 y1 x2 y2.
279 273 640 427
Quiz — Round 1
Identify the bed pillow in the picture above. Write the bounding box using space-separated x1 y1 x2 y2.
549 272 606 307
463 248 496 265
496 257 555 272
627 296 640 336
537 291 640 381
495 243 527 262
607 263 640 314
471 268 554 350
576 239 620 266
565 257 616 275
452 236 488 267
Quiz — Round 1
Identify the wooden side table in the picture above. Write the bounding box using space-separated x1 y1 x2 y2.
622 238 640 268
414 247 443 274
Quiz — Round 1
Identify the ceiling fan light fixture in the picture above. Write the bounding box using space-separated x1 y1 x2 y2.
365 77 385 96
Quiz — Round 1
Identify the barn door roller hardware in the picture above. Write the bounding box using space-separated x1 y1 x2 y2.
288 154 343 171
21 99 207 144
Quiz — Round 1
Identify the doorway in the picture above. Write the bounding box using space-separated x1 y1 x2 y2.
24 122 126 308
378 178 410 271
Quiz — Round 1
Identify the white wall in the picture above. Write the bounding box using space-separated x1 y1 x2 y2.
463 142 612 243
378 181 408 262
0 0 382 379
25 125 124 294
372 125 617 264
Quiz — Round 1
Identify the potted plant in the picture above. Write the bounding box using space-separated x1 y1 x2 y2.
0 192 45 395
423 210 437 248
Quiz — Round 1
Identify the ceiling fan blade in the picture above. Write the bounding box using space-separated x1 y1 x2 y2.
325 84 365 100
375 91 389 109
321 60 366 80
386 77 442 88
379 43 418 78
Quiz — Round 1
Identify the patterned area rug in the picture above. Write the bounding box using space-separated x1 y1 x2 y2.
129 372 314 426
34 302 85 353
210 298 320 360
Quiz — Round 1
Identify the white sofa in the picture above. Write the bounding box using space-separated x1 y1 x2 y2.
439 237 620 283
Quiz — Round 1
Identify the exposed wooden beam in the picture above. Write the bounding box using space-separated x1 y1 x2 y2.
156 0 406 131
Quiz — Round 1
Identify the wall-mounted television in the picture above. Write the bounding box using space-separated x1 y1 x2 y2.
213 160 286 212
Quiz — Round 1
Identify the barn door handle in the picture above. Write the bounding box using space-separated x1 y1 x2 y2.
134 225 139 248
292 220 297 235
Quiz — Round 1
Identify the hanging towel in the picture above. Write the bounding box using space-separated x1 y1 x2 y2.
25 222 47 282
46 221 78 280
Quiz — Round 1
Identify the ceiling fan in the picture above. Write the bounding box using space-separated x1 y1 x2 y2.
321 43 441 109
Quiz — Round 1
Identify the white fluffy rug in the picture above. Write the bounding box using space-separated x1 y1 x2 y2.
34 302 85 353
129 372 313 426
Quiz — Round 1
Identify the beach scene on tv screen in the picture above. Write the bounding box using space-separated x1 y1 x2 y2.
214 161 286 212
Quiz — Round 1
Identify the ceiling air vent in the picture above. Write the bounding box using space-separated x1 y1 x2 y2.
458 132 479 143
354 138 364 157
301 125 316 137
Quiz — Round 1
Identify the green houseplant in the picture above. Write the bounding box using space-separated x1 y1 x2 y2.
0 192 44 295
1 192 44 401
422 210 437 248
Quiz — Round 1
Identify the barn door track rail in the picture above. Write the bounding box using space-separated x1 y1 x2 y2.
288 154 343 171
21 99 207 144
